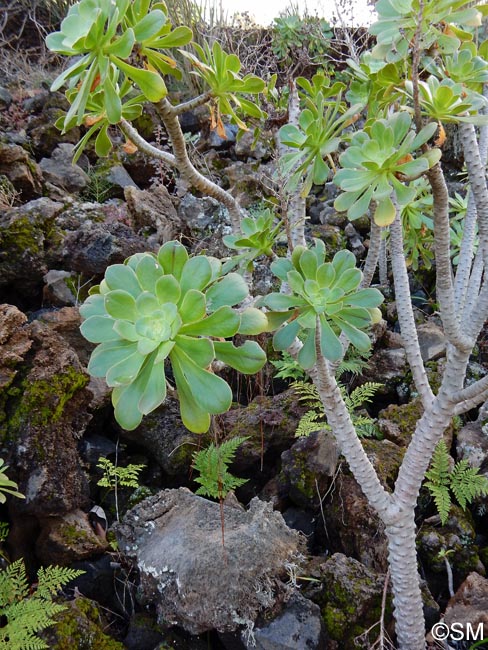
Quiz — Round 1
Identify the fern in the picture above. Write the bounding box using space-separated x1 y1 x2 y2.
425 440 488 524
292 380 382 439
96 457 145 489
192 437 249 500
0 559 84 650
270 352 307 381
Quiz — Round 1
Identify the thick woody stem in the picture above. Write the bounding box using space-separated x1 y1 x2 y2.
389 207 434 406
173 91 213 115
310 330 393 520
156 98 243 233
427 164 473 351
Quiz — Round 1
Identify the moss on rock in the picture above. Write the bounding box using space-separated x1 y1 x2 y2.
47 597 125 650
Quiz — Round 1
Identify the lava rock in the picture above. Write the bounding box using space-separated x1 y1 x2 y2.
115 488 304 634
39 143 90 194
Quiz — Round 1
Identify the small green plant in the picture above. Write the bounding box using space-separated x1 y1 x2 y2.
425 440 488 524
0 459 24 504
192 436 248 546
97 455 145 522
192 436 248 500
334 112 441 226
180 39 266 133
272 14 333 70
0 559 84 650
79 240 267 432
222 208 284 272
81 165 115 203
270 351 307 382
97 456 145 490
259 240 384 365
292 379 382 438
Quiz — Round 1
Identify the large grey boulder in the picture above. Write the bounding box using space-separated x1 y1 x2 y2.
115 488 303 634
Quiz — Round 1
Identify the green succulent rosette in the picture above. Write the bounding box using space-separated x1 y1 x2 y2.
258 240 384 367
79 241 267 432
333 112 441 226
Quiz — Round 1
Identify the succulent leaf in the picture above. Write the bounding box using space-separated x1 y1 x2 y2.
79 242 265 433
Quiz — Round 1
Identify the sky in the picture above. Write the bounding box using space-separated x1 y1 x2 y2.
217 0 376 26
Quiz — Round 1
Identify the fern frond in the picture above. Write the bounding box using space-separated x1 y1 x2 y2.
425 440 451 487
35 566 85 599
295 410 327 437
0 559 84 650
193 437 248 501
353 416 381 438
291 381 322 409
336 349 372 377
345 382 382 411
0 559 29 609
450 462 488 511
426 483 452 525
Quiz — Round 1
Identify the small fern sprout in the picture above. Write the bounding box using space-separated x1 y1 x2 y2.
292 380 382 438
192 437 249 547
97 456 145 522
425 440 488 524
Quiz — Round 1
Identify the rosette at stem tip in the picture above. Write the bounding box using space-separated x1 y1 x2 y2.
257 240 384 367
79 241 267 432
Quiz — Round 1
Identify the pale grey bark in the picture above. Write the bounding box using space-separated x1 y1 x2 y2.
427 165 473 351
361 219 381 288
454 190 478 311
460 123 488 265
279 83 306 249
389 209 434 406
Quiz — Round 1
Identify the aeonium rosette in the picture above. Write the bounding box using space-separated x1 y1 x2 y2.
258 240 384 368
79 241 267 433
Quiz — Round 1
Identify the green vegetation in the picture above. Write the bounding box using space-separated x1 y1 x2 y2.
192 436 248 500
0 560 84 650
79 240 267 432
292 379 382 439
425 440 488 524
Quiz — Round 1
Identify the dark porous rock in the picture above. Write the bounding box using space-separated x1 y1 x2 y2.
418 507 485 600
0 142 42 199
115 488 304 634
324 473 388 572
61 218 149 276
238 592 327 650
40 143 90 194
314 553 392 649
34 306 94 366
442 572 488 639
234 128 272 161
280 430 339 509
0 305 31 410
0 197 64 306
27 103 81 159
362 438 405 490
177 194 231 256
0 86 12 110
344 222 366 258
124 183 182 244
219 389 310 487
106 165 139 195
119 396 202 481
360 347 407 386
124 613 164 650
5 320 91 521
456 420 488 478
225 161 268 208
36 509 108 566
417 321 447 362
